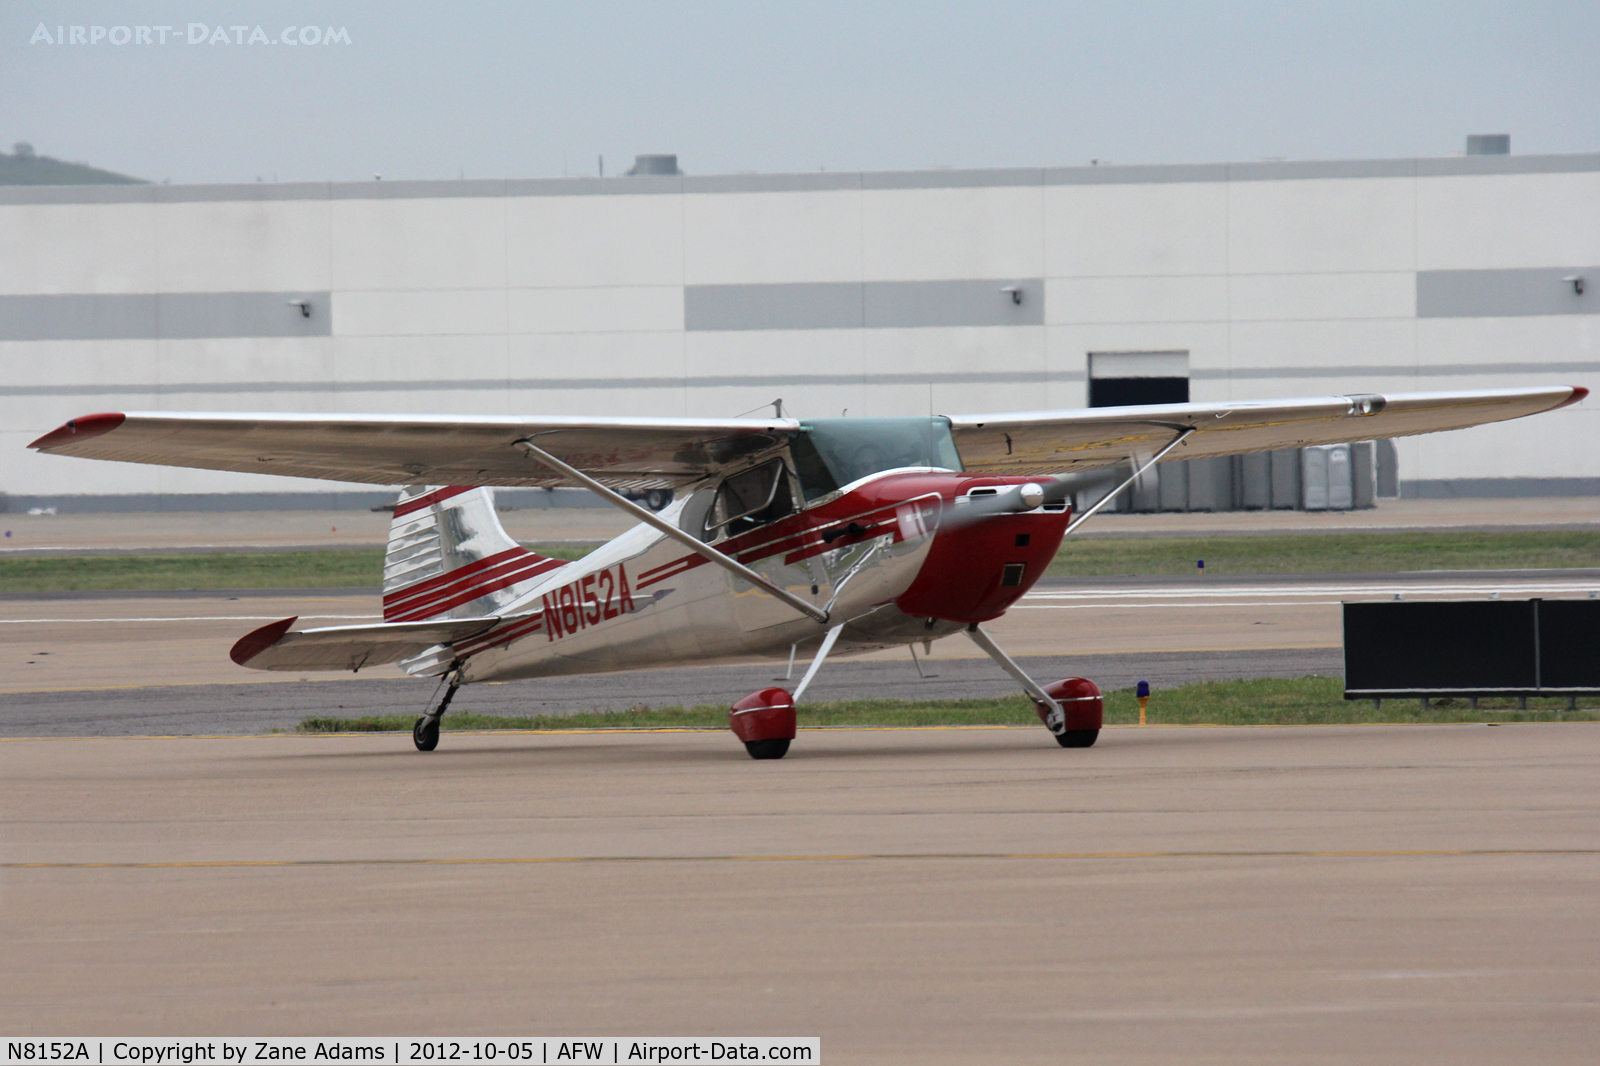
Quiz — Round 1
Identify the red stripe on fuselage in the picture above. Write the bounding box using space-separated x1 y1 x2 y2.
385 547 532 604
384 550 562 618
386 556 566 622
392 486 478 519
455 613 546 657
634 498 916 590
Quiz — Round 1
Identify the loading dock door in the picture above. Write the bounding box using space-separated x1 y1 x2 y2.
1088 351 1189 408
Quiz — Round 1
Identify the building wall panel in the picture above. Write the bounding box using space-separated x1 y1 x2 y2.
1046 275 1229 325
508 285 683 335
156 201 331 292
331 197 507 291
1227 177 1415 275
0 202 157 294
505 194 684 288
861 186 1043 281
335 289 508 337
1044 182 1228 278
682 191 862 285
1229 272 1414 322
1417 173 1600 270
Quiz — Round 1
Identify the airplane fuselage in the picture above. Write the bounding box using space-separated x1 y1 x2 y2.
443 470 1072 684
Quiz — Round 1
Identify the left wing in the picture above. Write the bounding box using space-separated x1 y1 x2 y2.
949 387 1587 476
28 412 798 490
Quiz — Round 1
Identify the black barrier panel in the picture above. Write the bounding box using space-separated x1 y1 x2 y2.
1344 601 1537 692
1538 600 1600 688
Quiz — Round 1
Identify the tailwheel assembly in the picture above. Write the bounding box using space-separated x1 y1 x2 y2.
730 687 797 760
412 671 460 752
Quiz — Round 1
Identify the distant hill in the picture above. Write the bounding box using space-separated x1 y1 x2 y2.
0 143 147 185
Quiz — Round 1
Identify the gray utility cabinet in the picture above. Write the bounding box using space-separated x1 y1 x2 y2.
1115 441 1389 513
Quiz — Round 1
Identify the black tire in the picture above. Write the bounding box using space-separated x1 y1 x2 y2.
413 716 440 752
1054 728 1099 749
743 738 790 760
645 489 672 511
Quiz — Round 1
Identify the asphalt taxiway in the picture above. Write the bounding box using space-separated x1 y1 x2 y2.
4 723 1597 1061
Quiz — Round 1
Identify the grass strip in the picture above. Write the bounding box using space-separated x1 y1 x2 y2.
0 544 590 593
1049 530 1600 576
297 676 1600 733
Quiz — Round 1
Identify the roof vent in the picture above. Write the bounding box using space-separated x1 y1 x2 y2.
1466 134 1509 156
626 154 681 176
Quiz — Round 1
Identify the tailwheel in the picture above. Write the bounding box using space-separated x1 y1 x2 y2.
730 687 797 760
743 738 791 760
413 672 460 752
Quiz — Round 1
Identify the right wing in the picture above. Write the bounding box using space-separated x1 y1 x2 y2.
949 386 1587 476
230 616 500 673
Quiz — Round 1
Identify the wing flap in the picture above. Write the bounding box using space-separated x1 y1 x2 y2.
230 615 500 673
950 387 1586 475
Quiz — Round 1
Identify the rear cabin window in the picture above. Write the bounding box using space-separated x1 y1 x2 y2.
790 417 963 501
709 459 796 538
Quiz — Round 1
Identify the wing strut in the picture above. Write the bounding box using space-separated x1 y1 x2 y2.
1061 427 1195 537
514 439 831 625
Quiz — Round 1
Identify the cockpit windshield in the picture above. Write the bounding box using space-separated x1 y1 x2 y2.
789 416 963 501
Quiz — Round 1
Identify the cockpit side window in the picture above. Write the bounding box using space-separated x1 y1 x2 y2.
707 459 796 538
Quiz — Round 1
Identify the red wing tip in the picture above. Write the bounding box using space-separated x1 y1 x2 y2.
231 616 298 667
28 412 127 450
1554 386 1590 410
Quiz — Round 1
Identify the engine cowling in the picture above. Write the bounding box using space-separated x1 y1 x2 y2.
895 480 1071 622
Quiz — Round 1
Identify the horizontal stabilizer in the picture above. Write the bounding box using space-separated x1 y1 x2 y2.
230 615 499 673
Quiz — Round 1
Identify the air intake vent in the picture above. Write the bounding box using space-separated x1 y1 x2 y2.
1466 134 1509 156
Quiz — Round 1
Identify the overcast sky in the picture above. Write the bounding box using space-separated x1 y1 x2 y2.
4 1 1598 184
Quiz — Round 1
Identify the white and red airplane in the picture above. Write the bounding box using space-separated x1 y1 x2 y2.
29 385 1587 757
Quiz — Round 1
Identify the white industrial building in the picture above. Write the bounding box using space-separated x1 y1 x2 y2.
2 149 1596 511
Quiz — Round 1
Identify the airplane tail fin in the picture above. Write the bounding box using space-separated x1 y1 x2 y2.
382 485 566 622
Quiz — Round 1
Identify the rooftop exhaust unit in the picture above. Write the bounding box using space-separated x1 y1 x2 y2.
1466 134 1509 155
626 154 681 176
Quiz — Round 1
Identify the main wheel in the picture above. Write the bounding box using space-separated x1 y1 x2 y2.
1054 728 1099 748
743 738 790 760
413 716 440 752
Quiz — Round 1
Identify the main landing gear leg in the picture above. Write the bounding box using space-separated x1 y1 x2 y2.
413 670 461 752
963 624 1103 748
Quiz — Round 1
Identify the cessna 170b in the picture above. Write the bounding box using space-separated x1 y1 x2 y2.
30 385 1587 758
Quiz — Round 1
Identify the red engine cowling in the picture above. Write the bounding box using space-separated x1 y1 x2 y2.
895 483 1071 623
